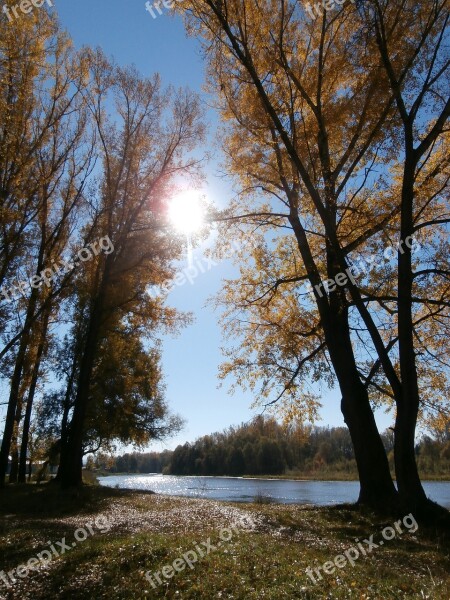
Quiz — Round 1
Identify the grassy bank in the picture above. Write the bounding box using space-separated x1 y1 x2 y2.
0 485 449 599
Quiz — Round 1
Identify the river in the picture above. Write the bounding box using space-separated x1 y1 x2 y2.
98 474 450 508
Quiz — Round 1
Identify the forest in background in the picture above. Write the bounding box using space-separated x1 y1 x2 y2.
90 416 450 480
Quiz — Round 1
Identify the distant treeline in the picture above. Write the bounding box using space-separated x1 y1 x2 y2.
91 417 450 479
167 418 356 476
89 450 173 475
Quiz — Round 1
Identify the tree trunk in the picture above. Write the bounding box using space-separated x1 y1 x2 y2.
58 349 95 488
328 322 398 508
323 238 397 508
0 197 47 487
8 429 19 484
394 402 427 510
396 159 427 511
54 352 79 483
18 310 50 483
289 212 398 508
59 295 104 489
0 293 36 486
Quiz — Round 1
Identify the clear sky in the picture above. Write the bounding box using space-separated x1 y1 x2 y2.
28 0 392 451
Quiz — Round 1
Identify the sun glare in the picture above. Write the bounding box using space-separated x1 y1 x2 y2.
168 190 204 235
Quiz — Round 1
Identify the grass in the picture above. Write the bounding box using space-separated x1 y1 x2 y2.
0 484 449 599
252 491 276 504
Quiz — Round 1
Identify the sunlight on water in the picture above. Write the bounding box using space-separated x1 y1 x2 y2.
98 475 450 507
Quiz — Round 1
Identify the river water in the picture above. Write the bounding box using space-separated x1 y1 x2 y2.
98 474 450 508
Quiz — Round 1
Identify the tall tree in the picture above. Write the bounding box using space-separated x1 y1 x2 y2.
179 0 449 511
179 0 398 508
18 306 51 482
359 0 450 509
58 50 205 488
0 9 92 486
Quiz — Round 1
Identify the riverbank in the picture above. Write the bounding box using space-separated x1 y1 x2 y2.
242 472 450 482
94 470 450 482
97 474 450 508
0 484 449 599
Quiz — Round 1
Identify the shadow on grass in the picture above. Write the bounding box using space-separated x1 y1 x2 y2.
0 482 154 519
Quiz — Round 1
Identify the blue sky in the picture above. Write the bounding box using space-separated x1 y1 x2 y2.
44 1 390 451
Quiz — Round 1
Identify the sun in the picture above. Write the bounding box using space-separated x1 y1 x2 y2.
168 190 204 234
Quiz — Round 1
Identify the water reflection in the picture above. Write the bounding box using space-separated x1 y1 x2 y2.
98 474 450 508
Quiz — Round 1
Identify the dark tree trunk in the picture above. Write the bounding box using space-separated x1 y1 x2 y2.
327 320 398 508
18 310 50 483
59 295 104 489
8 431 19 484
54 360 78 483
289 213 398 509
396 159 427 511
59 348 95 488
342 390 397 506
370 8 448 515
394 403 426 511
0 294 36 486
0 199 47 487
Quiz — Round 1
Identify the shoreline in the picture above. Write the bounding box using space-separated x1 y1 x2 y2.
96 472 450 483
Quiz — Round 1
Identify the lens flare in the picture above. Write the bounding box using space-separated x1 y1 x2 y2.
168 190 204 234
